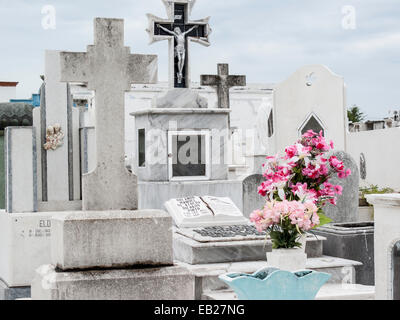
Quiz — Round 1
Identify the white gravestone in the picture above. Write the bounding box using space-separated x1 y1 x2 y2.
36 51 81 210
273 65 347 154
4 127 37 213
60 18 157 211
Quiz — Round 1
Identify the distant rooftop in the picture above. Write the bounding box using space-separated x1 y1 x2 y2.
0 82 18 87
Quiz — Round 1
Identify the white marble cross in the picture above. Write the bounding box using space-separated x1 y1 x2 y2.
201 64 246 109
60 18 157 211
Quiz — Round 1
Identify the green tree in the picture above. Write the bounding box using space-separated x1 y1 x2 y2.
347 105 366 123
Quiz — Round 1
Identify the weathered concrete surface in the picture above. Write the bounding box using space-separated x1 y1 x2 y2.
60 18 157 211
52 210 173 271
31 264 195 300
155 88 208 108
323 151 359 223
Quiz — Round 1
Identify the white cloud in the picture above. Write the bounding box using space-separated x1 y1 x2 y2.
350 32 400 52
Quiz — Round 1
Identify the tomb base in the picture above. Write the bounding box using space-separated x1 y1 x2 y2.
173 232 325 265
175 256 363 300
314 222 375 285
31 264 195 300
0 211 55 287
51 210 173 270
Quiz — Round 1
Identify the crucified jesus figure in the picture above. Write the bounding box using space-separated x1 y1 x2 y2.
157 24 199 84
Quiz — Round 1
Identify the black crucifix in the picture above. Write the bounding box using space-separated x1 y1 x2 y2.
147 0 211 88
201 64 246 109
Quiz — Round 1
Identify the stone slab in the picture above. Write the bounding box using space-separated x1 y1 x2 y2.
5 127 37 213
176 256 362 299
0 211 54 287
242 174 266 218
314 222 374 285
32 264 195 300
202 283 375 300
0 280 30 301
322 151 359 223
131 108 231 116
173 232 325 265
38 200 82 212
155 88 208 108
52 210 173 271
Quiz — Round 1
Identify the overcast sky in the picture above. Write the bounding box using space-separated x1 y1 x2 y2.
1 0 399 119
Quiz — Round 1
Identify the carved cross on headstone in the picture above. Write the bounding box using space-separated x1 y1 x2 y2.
147 0 211 88
60 18 157 211
201 64 246 109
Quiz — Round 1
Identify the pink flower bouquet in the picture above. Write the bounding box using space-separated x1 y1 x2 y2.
250 130 351 249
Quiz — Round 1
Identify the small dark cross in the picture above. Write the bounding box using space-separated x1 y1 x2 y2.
201 64 246 109
147 0 211 88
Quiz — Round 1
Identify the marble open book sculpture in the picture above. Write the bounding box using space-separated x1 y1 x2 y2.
164 196 248 228
219 267 331 300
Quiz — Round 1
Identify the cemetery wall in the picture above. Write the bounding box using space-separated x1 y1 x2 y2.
347 127 400 190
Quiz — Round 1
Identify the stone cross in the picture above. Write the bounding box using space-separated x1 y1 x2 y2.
147 0 211 88
60 18 157 211
201 64 246 109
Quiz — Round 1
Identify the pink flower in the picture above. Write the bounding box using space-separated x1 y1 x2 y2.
285 145 297 159
256 131 352 219
303 130 317 138
334 185 343 195
338 171 346 179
